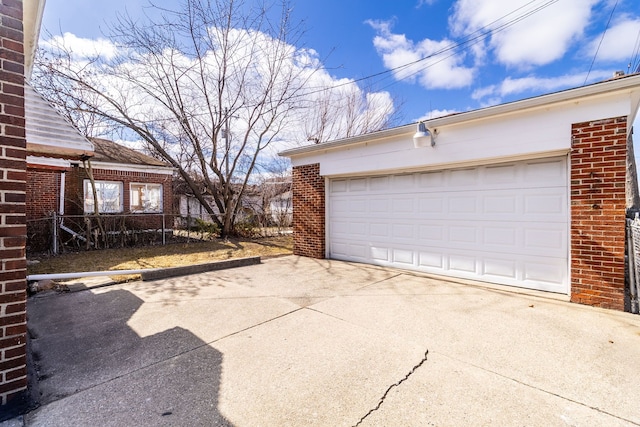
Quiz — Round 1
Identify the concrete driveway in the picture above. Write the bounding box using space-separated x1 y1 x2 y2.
21 255 640 426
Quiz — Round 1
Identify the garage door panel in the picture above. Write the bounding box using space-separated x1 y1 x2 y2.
418 251 444 269
392 248 414 265
418 196 445 214
370 246 389 261
370 176 390 190
524 192 566 216
449 254 477 273
328 158 568 293
449 225 478 244
418 171 445 187
523 159 566 184
419 224 444 241
392 198 414 214
483 258 518 279
331 179 348 193
391 223 415 239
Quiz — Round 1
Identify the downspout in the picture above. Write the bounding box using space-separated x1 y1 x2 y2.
53 171 66 254
59 171 65 216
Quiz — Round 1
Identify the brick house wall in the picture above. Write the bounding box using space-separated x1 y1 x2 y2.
570 116 627 310
0 0 28 410
292 163 325 258
66 166 174 229
25 167 61 253
26 167 60 220
292 117 632 311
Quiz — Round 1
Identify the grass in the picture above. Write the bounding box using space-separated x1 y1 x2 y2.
28 235 293 282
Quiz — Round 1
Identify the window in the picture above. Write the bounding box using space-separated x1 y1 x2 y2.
84 180 123 213
130 183 163 213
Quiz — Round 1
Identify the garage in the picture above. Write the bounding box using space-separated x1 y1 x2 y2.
328 157 568 293
282 75 640 309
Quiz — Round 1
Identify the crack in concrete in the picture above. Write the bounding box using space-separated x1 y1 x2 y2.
353 349 429 427
436 352 640 426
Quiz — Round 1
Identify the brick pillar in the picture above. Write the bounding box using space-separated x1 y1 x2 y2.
292 163 325 258
0 0 28 411
570 116 627 310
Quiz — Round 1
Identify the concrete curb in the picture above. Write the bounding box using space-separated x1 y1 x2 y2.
141 256 261 281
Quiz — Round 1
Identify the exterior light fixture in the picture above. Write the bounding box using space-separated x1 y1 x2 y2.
413 122 437 148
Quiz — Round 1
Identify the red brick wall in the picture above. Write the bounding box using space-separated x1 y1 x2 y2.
292 163 325 258
0 0 27 409
570 116 627 310
67 166 174 228
26 168 60 221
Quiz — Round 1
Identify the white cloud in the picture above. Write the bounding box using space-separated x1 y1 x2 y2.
367 19 474 89
416 108 458 121
583 15 640 62
41 32 118 60
472 69 614 101
39 27 396 154
450 0 599 68
416 0 437 7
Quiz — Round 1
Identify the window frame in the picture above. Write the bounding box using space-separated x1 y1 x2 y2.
129 182 163 213
83 179 124 214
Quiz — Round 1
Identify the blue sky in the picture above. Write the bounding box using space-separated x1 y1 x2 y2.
40 0 640 135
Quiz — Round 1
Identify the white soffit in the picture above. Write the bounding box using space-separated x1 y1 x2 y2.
89 161 175 175
25 84 95 155
26 155 71 168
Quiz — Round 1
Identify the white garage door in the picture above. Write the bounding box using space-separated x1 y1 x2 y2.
328 157 568 293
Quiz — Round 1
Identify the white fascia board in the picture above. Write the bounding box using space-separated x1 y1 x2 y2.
280 74 640 160
24 0 46 80
27 155 71 169
288 82 634 176
89 161 175 175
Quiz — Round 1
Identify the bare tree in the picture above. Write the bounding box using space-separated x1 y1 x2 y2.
34 0 397 237
302 84 398 144
33 0 316 237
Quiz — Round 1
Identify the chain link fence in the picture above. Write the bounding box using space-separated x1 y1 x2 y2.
626 217 640 314
27 212 291 255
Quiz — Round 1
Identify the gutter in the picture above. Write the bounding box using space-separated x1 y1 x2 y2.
279 73 640 158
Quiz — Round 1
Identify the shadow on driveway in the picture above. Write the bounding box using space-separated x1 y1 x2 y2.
26 287 232 426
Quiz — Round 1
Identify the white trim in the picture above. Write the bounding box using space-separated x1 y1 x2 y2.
325 175 330 259
320 149 571 179
90 161 175 175
129 182 164 213
83 179 124 214
26 156 71 169
566 152 572 295
280 74 640 158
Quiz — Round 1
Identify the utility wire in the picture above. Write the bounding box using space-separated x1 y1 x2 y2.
629 27 640 74
292 0 559 100
584 0 618 85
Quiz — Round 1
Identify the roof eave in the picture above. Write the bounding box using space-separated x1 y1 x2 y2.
279 73 640 158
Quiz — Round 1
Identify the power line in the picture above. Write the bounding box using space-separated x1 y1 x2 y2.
629 26 640 74
584 0 619 85
286 0 560 102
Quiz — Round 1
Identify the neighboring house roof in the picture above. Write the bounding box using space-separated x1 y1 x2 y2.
25 84 94 157
90 138 168 167
89 138 175 175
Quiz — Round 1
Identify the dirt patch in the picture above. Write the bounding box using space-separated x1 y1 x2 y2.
28 235 293 283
